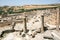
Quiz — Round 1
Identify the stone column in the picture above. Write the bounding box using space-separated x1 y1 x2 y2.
12 22 16 30
23 16 27 33
56 8 60 31
41 15 44 33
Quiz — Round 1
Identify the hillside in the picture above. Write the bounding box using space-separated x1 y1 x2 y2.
0 4 60 14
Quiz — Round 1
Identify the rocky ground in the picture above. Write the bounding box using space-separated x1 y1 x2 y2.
0 29 59 40
0 22 60 40
0 10 59 40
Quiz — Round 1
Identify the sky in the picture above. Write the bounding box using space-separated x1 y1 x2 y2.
0 0 60 6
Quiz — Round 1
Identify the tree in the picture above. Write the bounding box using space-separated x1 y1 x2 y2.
7 7 13 14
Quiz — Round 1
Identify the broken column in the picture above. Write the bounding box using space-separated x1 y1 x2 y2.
56 8 60 31
12 22 16 30
41 15 44 33
23 16 27 33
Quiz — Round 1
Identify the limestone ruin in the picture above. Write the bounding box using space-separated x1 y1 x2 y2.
0 4 60 40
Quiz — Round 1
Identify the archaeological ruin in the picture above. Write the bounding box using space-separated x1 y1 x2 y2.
0 4 60 40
